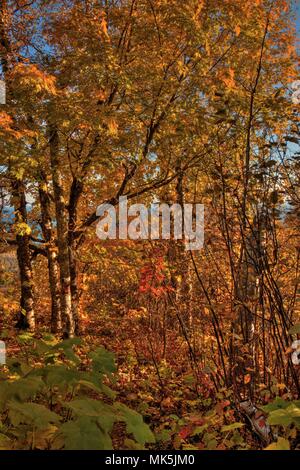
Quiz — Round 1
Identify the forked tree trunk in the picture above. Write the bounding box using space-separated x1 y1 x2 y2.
48 123 75 337
12 179 35 330
38 172 62 333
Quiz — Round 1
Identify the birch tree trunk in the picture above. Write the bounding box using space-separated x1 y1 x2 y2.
48 123 75 337
38 171 62 333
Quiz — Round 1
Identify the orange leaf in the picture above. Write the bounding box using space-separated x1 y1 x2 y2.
244 374 251 384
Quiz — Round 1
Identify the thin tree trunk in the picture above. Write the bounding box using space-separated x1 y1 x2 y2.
12 179 35 331
48 123 75 338
69 242 80 334
175 163 192 331
38 171 62 333
68 177 84 335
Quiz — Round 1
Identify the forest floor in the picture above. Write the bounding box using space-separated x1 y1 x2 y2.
1 304 264 450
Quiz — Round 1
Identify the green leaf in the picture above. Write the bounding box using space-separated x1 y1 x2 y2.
191 423 208 435
286 404 300 418
60 416 112 450
155 429 171 442
115 403 155 446
44 365 81 389
17 332 34 344
124 438 144 450
78 379 116 399
0 377 44 408
63 398 113 417
265 437 290 450
34 339 53 356
89 347 116 375
267 409 293 427
80 370 117 397
261 397 289 413
62 398 116 433
50 339 81 364
266 401 300 428
8 402 61 429
221 422 244 433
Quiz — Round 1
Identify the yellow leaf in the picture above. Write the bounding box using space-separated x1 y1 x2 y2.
234 25 241 36
265 437 290 451
107 118 118 135
101 17 109 39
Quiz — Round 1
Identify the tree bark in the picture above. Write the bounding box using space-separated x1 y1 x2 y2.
68 176 84 335
12 179 35 331
38 171 62 333
48 123 75 337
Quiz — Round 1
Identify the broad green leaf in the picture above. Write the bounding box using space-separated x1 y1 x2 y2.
79 370 116 398
44 365 81 389
261 397 289 413
8 402 61 429
89 347 116 375
124 438 144 450
60 416 112 450
285 404 300 418
63 398 113 417
34 339 53 356
62 398 116 433
115 403 155 445
50 339 81 364
0 376 44 407
267 409 293 427
78 379 116 399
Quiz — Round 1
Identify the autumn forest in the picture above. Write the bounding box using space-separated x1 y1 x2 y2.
0 0 300 453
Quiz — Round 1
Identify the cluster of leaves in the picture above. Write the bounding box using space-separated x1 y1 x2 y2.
156 407 246 450
153 385 248 450
155 392 300 450
139 253 172 298
263 397 300 450
0 336 154 450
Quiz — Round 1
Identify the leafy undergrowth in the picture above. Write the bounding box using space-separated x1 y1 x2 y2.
1 331 299 450
0 335 154 450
